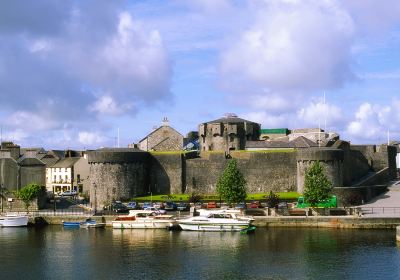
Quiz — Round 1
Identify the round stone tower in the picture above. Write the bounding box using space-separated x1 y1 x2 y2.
296 147 344 194
87 148 150 210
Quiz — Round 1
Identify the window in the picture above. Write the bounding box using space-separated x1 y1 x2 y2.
53 175 56 182
77 174 81 183
65 168 68 172
65 175 68 182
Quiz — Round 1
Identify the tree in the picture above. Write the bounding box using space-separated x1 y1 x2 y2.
303 161 333 207
16 183 43 213
266 191 280 208
216 159 247 205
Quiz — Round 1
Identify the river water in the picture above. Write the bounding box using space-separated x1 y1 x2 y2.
0 227 399 280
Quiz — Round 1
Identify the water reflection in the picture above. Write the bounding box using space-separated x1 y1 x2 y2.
0 227 399 279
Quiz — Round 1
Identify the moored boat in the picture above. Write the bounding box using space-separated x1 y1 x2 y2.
62 221 81 227
112 210 177 229
177 211 254 232
80 218 106 228
0 215 28 227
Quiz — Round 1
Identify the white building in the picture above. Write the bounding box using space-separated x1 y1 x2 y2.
46 158 80 193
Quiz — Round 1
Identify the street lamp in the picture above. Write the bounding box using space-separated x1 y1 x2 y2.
93 183 97 215
1 183 4 213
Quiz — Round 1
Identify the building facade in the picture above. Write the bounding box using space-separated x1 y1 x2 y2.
139 118 184 151
199 113 261 153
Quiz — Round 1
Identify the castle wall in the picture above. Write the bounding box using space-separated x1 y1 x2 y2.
90 162 148 208
0 158 18 190
88 149 150 209
149 153 184 194
185 151 297 194
296 148 344 193
20 165 45 187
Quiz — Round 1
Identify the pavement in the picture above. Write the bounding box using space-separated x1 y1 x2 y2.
359 180 400 217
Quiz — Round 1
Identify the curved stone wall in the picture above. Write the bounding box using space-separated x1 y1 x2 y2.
88 149 150 209
296 148 344 193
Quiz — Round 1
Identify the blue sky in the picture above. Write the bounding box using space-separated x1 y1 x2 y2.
0 0 399 149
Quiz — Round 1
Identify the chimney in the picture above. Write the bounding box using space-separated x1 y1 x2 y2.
162 117 169 127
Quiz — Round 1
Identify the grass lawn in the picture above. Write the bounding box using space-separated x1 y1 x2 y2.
133 192 300 202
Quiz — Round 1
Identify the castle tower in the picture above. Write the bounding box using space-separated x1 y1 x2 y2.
296 147 344 194
199 113 260 153
87 148 150 210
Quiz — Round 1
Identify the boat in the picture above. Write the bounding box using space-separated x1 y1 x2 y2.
177 210 254 232
0 215 29 227
112 210 178 229
80 218 106 228
62 221 81 227
63 218 106 228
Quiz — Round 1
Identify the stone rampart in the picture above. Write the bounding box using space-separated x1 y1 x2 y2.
185 151 297 194
149 153 184 194
88 149 150 209
296 148 344 193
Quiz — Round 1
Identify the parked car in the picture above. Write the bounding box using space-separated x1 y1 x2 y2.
235 202 247 210
207 201 217 209
164 201 177 211
127 201 140 210
59 190 78 197
249 201 262 209
112 203 129 213
177 202 189 211
143 202 154 210
154 202 165 210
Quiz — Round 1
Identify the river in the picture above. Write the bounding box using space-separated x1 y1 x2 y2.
0 227 399 279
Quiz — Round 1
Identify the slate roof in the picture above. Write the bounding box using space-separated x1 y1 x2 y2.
246 141 294 149
139 126 183 143
206 116 256 124
18 157 45 166
41 157 60 167
51 157 80 168
246 136 318 149
290 136 318 148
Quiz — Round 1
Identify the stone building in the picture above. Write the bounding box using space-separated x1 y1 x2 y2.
139 118 184 151
199 113 261 153
260 128 289 140
0 142 46 189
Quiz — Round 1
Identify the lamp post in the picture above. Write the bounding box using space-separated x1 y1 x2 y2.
1 183 4 213
93 183 97 215
53 186 56 213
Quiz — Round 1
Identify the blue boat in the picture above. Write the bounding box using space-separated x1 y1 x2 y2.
62 221 81 227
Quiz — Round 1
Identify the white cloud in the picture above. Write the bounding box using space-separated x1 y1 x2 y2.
78 131 107 146
220 0 355 94
346 101 400 142
298 101 343 128
90 95 134 115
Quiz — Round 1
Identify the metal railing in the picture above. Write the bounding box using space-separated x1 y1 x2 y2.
8 209 94 217
358 207 400 215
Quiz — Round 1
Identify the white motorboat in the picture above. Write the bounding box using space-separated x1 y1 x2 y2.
112 210 177 229
177 211 254 232
0 215 29 227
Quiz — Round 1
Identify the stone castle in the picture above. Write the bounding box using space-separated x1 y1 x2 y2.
87 114 398 209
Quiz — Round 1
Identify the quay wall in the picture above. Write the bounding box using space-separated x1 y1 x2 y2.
30 215 400 229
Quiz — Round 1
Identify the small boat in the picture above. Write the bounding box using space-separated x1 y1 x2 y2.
63 218 106 228
240 226 256 234
80 219 106 228
0 215 29 227
62 221 81 227
177 210 254 232
112 210 177 229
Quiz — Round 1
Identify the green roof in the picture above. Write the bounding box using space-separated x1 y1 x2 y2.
260 128 289 134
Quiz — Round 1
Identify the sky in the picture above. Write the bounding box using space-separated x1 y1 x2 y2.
0 0 399 150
